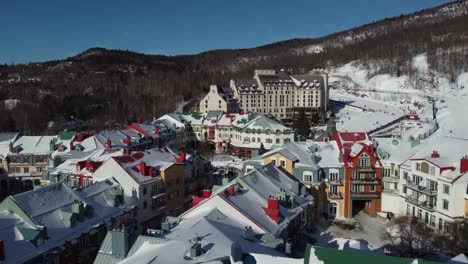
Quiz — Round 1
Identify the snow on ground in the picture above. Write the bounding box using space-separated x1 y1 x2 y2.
329 54 468 140
210 154 243 170
331 92 404 132
312 212 390 254
306 45 324 54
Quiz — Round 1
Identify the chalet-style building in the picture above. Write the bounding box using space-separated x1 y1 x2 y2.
244 141 343 220
0 179 136 263
230 69 329 123
194 163 313 241
199 85 239 113
334 132 383 218
398 138 468 232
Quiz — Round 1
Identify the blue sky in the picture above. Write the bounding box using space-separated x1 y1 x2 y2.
0 0 453 64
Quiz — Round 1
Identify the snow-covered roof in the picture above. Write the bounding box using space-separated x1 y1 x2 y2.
239 115 291 132
375 137 424 165
0 179 135 263
0 132 19 158
408 137 468 180
10 135 56 155
262 141 343 168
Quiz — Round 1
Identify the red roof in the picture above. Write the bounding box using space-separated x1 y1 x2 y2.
338 132 368 142
114 155 136 163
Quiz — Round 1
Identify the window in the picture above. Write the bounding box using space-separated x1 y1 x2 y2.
443 184 450 194
416 163 421 171
271 159 276 166
358 154 370 168
329 171 339 182
303 172 313 182
351 171 358 179
442 199 449 210
276 138 280 144
383 168 391 177
369 185 376 192
23 167 29 173
280 160 285 167
330 185 338 195
352 184 364 192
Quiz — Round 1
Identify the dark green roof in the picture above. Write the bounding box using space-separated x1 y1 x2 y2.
18 228 41 240
58 130 77 140
305 245 439 264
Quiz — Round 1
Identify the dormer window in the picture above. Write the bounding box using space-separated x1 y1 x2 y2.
358 154 370 168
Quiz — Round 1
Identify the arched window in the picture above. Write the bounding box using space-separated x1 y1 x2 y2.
358 153 370 168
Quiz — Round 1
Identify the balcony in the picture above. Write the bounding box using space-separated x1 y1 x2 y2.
329 192 343 199
382 189 399 195
405 182 437 196
351 178 380 185
357 166 376 172
383 176 399 183
350 191 379 199
406 197 436 212
328 179 343 185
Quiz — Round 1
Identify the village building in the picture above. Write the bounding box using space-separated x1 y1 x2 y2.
0 179 136 263
398 137 468 232
244 140 344 220
374 137 424 214
199 85 239 113
230 69 329 123
334 132 383 218
91 147 213 230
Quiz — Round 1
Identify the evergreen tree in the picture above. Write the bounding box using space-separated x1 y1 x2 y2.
293 109 310 138
259 142 266 154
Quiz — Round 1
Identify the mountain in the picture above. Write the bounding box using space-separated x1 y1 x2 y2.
0 0 467 134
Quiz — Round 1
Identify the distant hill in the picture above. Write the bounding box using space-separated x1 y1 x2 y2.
0 0 467 134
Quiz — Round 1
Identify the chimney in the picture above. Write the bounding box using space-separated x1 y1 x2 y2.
86 160 94 172
267 195 279 210
154 127 160 136
148 166 154 177
226 186 235 197
242 226 254 241
123 136 131 146
461 156 468 174
106 139 112 148
202 189 211 198
75 133 83 142
124 148 131 155
137 118 143 124
69 142 75 151
111 229 129 258
175 152 186 163
189 243 202 258
139 162 147 176
431 150 440 158
0 240 4 261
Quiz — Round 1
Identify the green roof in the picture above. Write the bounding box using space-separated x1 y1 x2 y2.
18 228 41 240
305 245 439 264
58 130 77 140
183 112 203 120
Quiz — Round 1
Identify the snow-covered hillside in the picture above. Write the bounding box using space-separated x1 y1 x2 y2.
329 54 468 139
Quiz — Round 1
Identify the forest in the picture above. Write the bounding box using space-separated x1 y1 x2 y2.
0 0 467 134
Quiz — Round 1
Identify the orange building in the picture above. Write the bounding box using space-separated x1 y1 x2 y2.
334 132 383 218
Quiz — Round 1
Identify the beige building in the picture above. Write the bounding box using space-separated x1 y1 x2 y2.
230 69 329 123
199 85 239 113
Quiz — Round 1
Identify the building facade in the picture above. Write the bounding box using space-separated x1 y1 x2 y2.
199 85 239 113
230 69 329 123
334 132 383 218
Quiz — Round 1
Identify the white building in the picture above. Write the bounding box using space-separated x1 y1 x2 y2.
398 137 468 232
230 69 329 122
199 85 239 113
